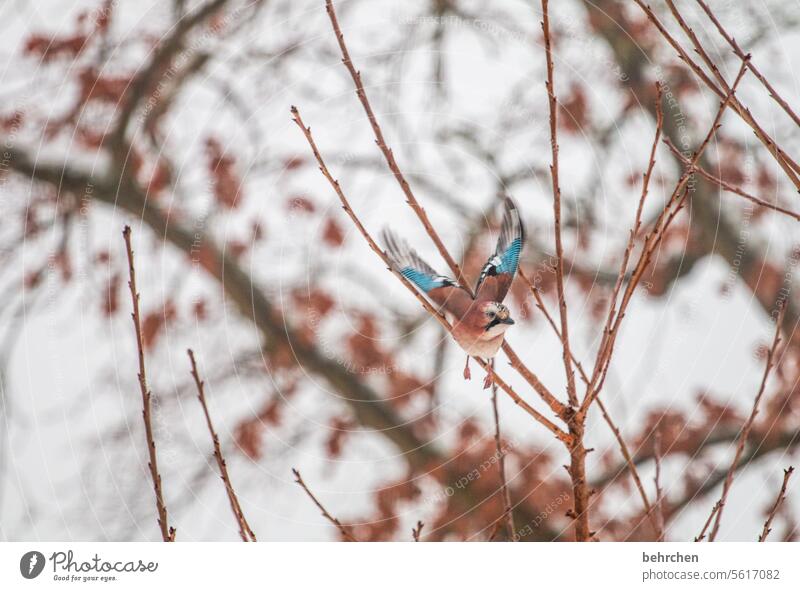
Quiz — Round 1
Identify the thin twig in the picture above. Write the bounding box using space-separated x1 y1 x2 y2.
663 139 800 222
695 501 721 542
653 429 666 542
584 83 663 413
290 106 570 445
759 467 794 542
188 349 256 542
122 225 175 542
664 0 800 185
292 468 357 542
708 303 786 541
541 0 578 409
694 0 800 130
490 358 515 541
412 520 424 542
633 0 800 190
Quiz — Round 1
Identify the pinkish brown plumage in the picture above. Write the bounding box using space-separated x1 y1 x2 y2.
383 198 524 388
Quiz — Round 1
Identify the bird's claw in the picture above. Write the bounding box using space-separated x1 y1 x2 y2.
483 373 493 389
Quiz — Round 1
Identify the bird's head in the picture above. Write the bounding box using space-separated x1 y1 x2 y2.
481 301 515 335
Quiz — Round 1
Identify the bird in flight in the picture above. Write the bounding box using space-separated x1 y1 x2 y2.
383 197 524 388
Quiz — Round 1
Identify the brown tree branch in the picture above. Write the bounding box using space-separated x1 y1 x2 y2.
708 303 786 541
490 358 515 541
540 0 578 409
663 139 800 222
122 226 175 542
694 0 800 130
292 468 357 542
585 0 800 354
580 82 663 418
633 0 800 190
110 0 229 159
759 467 794 542
188 349 256 541
695 501 721 542
653 429 666 541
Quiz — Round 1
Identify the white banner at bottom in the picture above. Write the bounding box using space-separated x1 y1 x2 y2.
0 542 797 590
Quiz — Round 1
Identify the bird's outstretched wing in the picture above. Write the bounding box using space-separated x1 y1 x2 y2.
475 197 525 302
383 230 472 319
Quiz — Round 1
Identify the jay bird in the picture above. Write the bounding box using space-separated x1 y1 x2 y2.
383 197 524 389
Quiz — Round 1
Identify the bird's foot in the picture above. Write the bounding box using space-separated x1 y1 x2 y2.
483 371 494 390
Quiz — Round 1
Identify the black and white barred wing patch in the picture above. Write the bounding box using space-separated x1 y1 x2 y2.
475 197 525 302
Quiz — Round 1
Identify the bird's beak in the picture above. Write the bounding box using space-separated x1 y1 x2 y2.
501 317 515 325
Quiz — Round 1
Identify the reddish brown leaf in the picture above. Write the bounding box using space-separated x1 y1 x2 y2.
322 217 344 247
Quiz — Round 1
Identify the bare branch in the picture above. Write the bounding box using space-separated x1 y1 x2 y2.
292 468 357 542
695 501 721 542
188 349 256 541
581 59 750 419
694 0 800 130
653 429 666 542
519 268 661 538
663 139 800 222
708 303 787 541
122 226 175 542
759 467 794 542
412 520 424 542
490 358 515 541
633 0 800 190
541 0 578 409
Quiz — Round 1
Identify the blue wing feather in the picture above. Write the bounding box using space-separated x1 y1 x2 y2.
382 229 473 317
476 198 525 301
399 267 454 292
495 237 522 275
